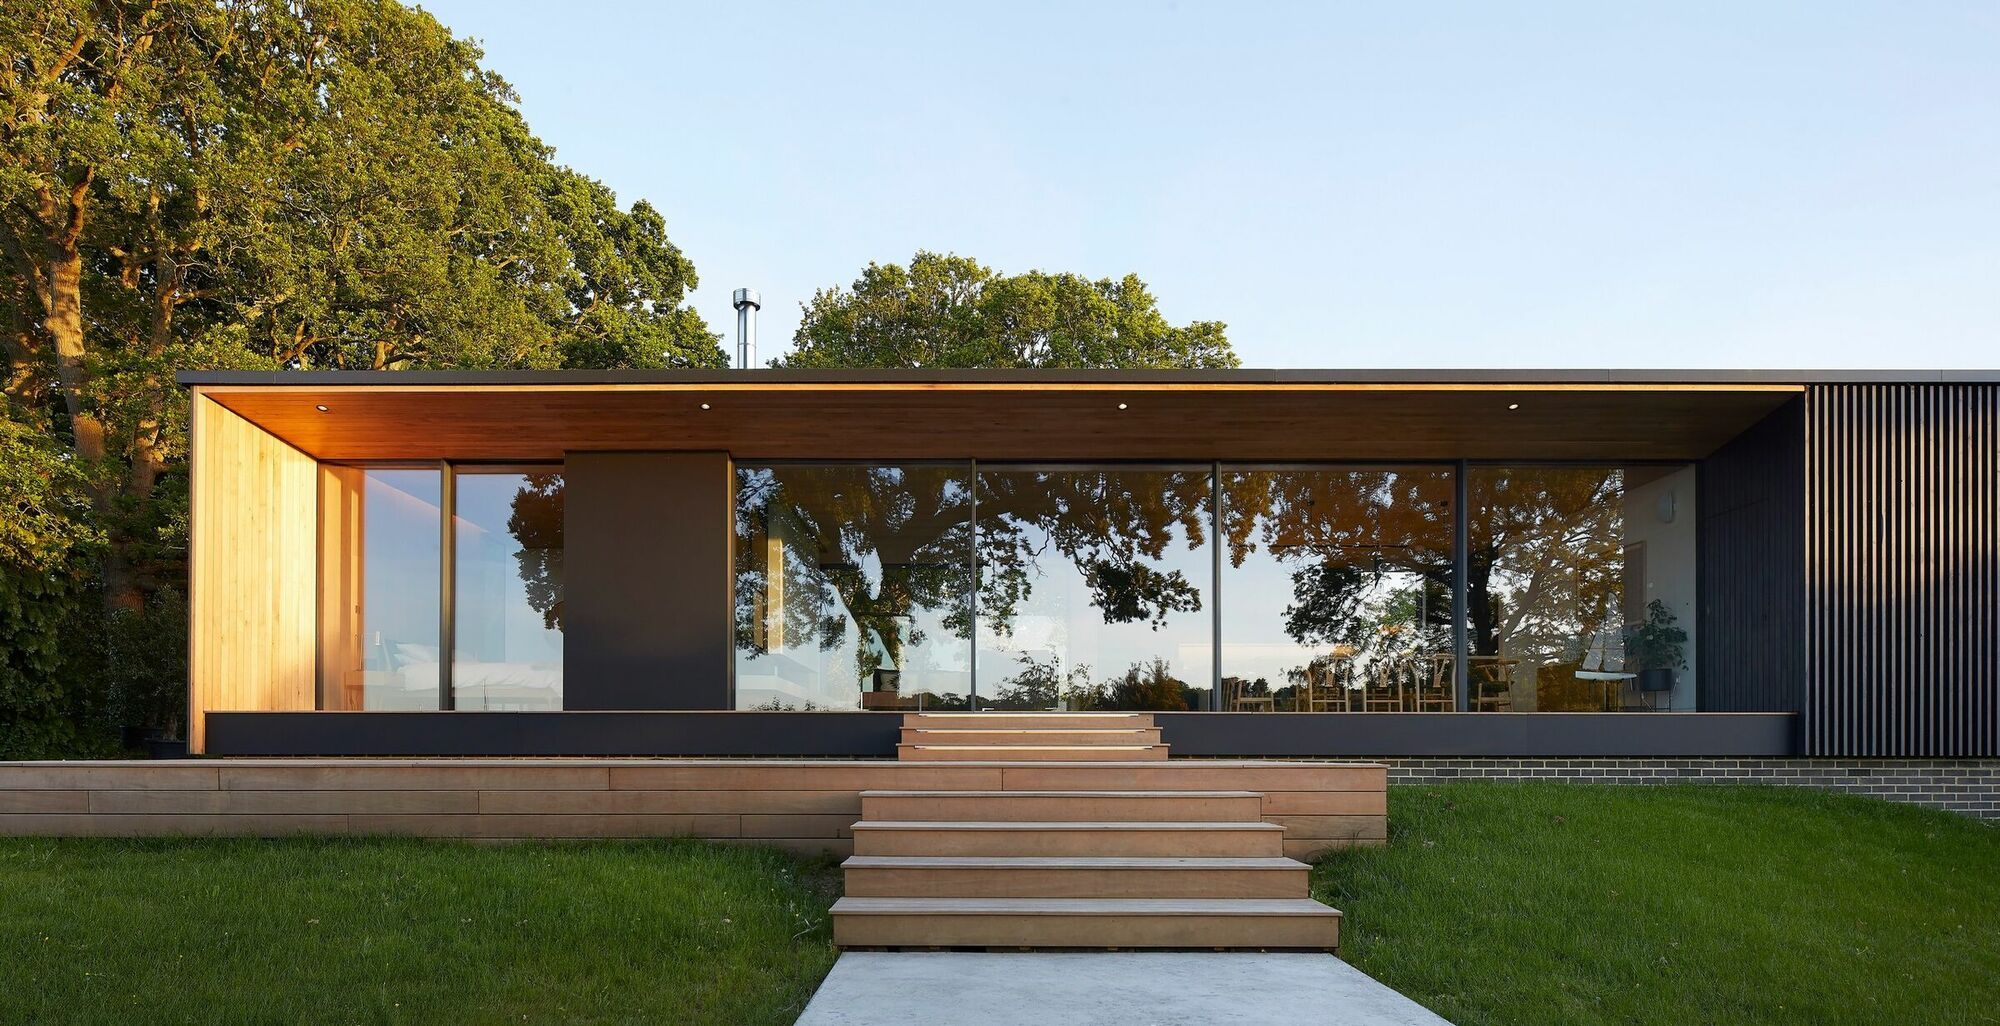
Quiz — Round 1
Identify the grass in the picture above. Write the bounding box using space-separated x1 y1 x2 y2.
0 837 840 1026
1314 783 2000 1026
4 786 1994 1025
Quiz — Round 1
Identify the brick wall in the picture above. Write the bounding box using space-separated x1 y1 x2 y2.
1369 758 2000 819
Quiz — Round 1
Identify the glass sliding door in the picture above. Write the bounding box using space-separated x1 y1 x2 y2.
451 468 565 710
975 466 1213 711
734 463 975 710
1466 464 1697 712
712 458 1698 715
320 463 564 711
1219 466 1456 712
318 466 444 710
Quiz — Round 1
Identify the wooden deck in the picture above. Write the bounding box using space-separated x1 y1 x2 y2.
0 758 1386 860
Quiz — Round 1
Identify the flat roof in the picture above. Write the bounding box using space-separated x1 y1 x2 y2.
184 370 1817 463
178 367 2000 387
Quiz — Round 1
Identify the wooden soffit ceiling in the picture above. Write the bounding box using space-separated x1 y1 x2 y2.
194 382 1802 462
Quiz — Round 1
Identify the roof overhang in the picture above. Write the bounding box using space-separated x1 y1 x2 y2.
182 370 1808 462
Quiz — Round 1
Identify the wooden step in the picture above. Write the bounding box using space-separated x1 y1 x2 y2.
904 713 1155 730
831 897 1340 950
897 744 1170 762
850 821 1285 858
841 855 1310 899
898 727 1164 746
861 790 1262 823
968 762 1386 792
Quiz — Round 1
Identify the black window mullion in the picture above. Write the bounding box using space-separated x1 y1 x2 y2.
1453 459 1470 711
438 460 455 711
1211 461 1222 711
968 458 979 709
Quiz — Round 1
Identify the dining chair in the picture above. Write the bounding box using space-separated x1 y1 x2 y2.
1471 658 1515 711
1412 655 1454 712
1360 661 1403 712
1227 676 1276 712
1300 660 1347 712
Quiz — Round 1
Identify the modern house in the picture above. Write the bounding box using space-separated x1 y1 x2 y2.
177 369 1999 783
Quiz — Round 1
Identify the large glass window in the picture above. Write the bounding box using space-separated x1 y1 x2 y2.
319 464 564 710
975 466 1213 711
1467 464 1697 712
707 457 1705 714
452 469 565 710
733 464 974 710
319 467 444 710
1220 466 1456 712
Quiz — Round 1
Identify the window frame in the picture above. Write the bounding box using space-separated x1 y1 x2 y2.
316 459 565 712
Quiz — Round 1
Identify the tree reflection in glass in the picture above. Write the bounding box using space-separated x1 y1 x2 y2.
1220 467 1455 711
727 461 1698 713
452 468 565 711
975 467 1213 711
733 464 975 710
1468 465 1696 712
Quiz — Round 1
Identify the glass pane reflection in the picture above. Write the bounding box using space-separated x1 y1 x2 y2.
1468 464 1697 712
452 469 565 710
976 467 1213 711
734 464 974 710
1220 467 1456 712
319 467 443 711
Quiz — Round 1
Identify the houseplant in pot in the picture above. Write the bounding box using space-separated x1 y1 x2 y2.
1625 599 1688 701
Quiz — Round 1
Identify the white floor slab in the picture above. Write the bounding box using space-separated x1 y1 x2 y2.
795 951 1453 1026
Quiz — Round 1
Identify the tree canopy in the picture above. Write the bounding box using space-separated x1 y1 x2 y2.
0 0 722 753
781 251 1237 370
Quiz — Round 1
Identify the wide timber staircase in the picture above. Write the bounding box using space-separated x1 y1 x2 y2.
831 712 1342 950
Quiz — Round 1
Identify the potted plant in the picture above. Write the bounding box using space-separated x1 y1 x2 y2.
1625 599 1687 695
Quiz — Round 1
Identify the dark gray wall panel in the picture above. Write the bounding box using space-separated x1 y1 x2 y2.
563 452 732 709
207 712 898 757
1700 399 1805 711
1158 712 1796 757
1806 385 2000 756
206 711 1797 758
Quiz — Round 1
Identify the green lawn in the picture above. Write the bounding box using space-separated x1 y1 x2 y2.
0 837 840 1026
4 786 1995 1026
1315 783 2000 1026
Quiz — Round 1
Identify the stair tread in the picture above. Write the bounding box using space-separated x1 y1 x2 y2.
853 820 1282 831
842 855 1306 870
903 745 1164 751
907 728 1153 734
907 713 1150 718
832 897 1339 916
860 790 1262 799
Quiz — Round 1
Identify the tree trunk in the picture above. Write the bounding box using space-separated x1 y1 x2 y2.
3 321 39 401
46 239 105 465
47 221 146 612
1467 548 1498 657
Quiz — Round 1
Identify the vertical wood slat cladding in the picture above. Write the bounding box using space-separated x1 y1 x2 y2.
1700 399 1805 712
188 395 319 753
1806 385 2000 756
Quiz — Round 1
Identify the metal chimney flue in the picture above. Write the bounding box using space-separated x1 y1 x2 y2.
732 288 761 369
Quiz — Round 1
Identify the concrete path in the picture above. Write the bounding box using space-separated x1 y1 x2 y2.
795 951 1452 1026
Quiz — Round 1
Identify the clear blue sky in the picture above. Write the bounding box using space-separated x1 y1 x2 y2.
417 2 1997 369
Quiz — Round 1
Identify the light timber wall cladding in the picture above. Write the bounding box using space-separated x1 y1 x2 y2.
1806 385 2000 757
188 394 320 752
0 760 1389 860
